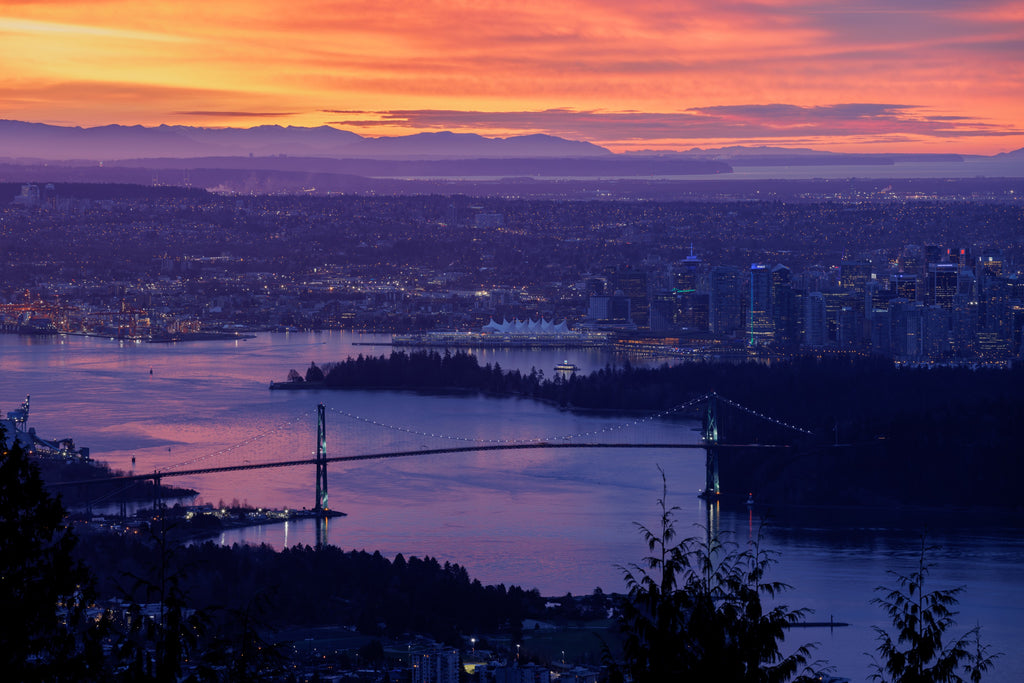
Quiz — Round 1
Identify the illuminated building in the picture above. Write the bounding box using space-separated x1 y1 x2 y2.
922 305 952 359
649 290 677 333
672 252 703 294
803 292 827 348
748 263 773 346
587 292 632 326
613 266 649 329
890 299 923 360
838 306 864 350
709 266 742 335
411 649 460 683
952 295 978 358
771 265 800 350
927 263 959 310
891 273 919 302
870 309 893 357
840 260 872 297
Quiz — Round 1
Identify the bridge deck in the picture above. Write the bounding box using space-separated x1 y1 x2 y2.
49 441 788 487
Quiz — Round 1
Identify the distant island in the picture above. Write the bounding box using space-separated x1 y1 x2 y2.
276 351 1024 510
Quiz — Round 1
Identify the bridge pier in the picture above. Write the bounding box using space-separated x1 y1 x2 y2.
153 472 162 509
315 403 328 515
699 393 720 500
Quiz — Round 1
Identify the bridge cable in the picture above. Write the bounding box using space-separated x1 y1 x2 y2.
156 409 316 473
81 477 144 508
326 393 711 445
713 393 815 436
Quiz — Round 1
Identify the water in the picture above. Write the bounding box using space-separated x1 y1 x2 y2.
2 331 1022 681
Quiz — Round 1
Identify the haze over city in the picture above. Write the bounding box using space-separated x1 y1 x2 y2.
2 0 1023 155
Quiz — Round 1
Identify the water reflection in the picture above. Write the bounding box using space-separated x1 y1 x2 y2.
705 498 720 544
3 332 1024 682
315 517 328 549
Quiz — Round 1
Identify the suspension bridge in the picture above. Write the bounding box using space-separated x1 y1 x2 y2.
50 393 814 516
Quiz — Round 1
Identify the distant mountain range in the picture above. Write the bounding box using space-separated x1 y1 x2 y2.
4 119 1020 164
0 120 612 161
0 120 1020 190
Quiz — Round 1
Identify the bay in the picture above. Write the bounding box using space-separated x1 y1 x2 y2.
1 331 1022 681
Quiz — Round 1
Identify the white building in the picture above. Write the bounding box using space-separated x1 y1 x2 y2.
411 649 460 683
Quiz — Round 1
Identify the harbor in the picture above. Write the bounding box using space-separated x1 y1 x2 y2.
392 317 611 348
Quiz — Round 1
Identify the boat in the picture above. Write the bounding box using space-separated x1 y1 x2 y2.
554 360 580 373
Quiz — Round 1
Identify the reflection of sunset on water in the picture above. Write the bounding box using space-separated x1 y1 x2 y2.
3 331 1024 681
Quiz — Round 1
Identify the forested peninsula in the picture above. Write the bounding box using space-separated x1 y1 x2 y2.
277 351 1024 510
76 536 546 646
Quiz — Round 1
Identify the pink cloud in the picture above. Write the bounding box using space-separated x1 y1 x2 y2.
327 105 1023 145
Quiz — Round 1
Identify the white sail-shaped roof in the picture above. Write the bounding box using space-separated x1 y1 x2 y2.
480 317 572 335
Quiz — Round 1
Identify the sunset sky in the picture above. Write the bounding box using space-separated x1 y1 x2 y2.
2 0 1022 154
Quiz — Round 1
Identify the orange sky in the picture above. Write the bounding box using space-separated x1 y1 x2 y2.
2 0 1022 154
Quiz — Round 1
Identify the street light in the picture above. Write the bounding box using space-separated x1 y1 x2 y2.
516 643 520 662
470 637 476 654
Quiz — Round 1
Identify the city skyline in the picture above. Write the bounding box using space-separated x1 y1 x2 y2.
2 1 1022 155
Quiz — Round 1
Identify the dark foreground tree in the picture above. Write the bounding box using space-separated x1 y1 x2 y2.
0 426 104 681
869 540 1000 683
608 472 818 683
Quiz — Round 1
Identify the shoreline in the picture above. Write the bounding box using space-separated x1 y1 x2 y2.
0 328 256 343
76 505 346 543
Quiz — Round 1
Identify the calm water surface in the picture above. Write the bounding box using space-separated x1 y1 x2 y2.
2 331 1022 681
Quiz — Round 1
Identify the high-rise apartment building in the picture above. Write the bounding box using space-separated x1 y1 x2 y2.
748 263 773 346
927 263 959 310
613 267 649 329
771 265 799 350
891 273 919 302
804 292 827 348
709 266 742 335
412 649 460 683
840 260 872 297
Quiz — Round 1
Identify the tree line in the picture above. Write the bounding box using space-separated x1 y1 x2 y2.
2 422 1003 681
76 535 542 645
285 351 1024 508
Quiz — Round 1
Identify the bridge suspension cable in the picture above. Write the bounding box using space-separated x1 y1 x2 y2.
326 393 711 445
156 409 316 473
82 477 144 508
713 393 814 436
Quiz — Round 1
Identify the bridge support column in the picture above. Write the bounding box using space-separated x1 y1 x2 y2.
701 393 720 499
315 403 328 515
153 473 162 509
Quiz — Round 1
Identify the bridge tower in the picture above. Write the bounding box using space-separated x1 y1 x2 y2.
315 403 328 514
700 393 720 499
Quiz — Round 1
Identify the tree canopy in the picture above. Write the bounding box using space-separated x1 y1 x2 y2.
0 426 103 681
870 540 1000 683
609 473 817 683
